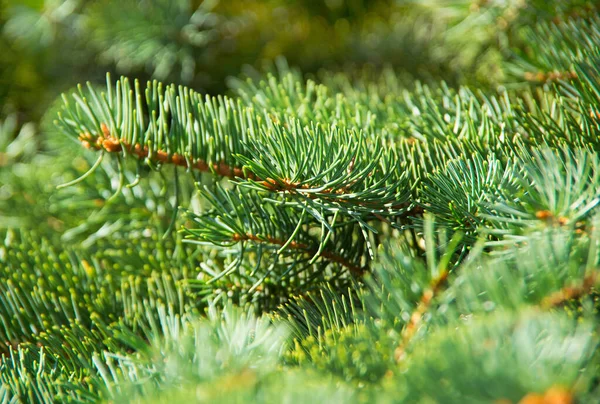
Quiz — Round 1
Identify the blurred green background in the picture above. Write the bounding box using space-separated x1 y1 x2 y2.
2 0 583 129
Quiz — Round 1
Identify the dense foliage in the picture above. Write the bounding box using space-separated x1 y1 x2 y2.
1 1 600 403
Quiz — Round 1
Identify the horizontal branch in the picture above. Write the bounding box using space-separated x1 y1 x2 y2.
541 271 598 308
82 125 416 218
232 232 365 276
262 178 411 210
79 123 255 180
523 70 577 83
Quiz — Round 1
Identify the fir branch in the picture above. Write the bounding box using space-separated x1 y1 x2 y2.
183 186 368 286
231 232 365 276
540 271 599 309
395 264 449 362
56 75 261 181
523 70 577 83
509 16 600 83
79 123 254 180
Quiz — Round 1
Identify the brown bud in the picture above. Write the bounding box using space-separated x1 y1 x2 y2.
535 210 553 220
171 153 186 166
102 137 122 152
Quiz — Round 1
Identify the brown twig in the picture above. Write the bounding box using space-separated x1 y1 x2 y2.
394 268 449 362
540 271 598 309
267 179 414 212
523 71 577 83
79 123 255 180
232 232 365 276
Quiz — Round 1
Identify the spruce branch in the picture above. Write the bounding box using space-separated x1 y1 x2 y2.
523 70 578 83
86 0 221 83
419 153 520 239
93 303 289 402
391 216 464 362
182 186 368 285
6 2 600 402
234 119 412 218
230 232 364 276
278 284 364 342
79 123 254 180
446 219 600 321
485 147 600 236
394 262 449 362
56 75 414 226
540 271 599 309
509 16 600 83
402 311 597 403
56 75 260 181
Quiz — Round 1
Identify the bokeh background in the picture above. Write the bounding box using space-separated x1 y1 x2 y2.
4 0 593 127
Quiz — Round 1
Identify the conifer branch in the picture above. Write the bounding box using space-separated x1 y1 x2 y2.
540 271 599 309
79 123 254 180
232 232 365 276
182 186 368 285
394 267 450 362
523 71 577 83
513 16 600 85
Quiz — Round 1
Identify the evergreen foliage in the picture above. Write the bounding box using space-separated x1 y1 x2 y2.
1 1 600 403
